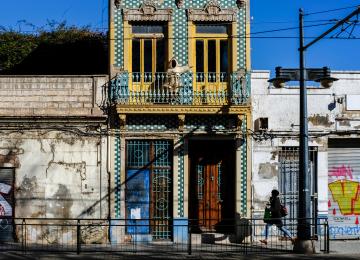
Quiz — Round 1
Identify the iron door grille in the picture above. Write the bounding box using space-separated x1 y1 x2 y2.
126 140 173 240
0 168 15 242
278 147 317 236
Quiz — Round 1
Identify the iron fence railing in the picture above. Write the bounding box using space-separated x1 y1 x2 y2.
110 72 250 105
0 217 329 255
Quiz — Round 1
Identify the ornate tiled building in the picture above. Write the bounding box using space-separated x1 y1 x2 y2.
109 0 251 242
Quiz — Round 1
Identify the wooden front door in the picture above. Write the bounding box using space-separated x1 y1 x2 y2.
189 140 235 232
196 159 222 230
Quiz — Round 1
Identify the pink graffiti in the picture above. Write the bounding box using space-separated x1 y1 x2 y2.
329 165 353 180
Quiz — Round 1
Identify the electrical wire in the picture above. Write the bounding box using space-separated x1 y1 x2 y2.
1 20 357 41
304 4 360 16
250 22 336 35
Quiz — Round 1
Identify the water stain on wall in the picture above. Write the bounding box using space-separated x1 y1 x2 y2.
16 176 46 218
48 184 73 219
308 114 333 127
258 162 278 179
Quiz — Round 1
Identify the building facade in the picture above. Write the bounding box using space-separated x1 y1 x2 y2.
251 70 360 239
0 75 108 242
109 0 251 242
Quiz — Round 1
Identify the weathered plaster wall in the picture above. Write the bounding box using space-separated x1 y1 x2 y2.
0 75 108 243
251 71 360 219
0 130 108 219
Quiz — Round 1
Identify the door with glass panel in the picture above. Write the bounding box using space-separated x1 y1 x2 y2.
125 140 173 240
130 23 167 103
195 24 230 104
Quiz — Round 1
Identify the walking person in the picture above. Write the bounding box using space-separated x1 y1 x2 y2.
260 189 295 245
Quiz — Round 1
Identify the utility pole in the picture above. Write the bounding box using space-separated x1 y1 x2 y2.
295 6 360 254
269 5 360 254
297 7 312 244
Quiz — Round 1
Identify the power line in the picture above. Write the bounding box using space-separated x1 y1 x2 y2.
250 22 336 35
304 4 360 16
0 20 344 34
0 21 346 39
1 36 360 44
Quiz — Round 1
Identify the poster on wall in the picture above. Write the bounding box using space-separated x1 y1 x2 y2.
0 168 14 242
0 183 12 216
328 144 360 239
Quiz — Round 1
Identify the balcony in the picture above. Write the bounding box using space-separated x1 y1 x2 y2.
110 72 250 108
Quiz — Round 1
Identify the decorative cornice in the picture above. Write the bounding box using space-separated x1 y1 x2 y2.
204 0 221 15
186 0 237 22
123 0 173 21
116 105 250 115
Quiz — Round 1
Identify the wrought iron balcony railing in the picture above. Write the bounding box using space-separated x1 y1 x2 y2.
110 72 250 106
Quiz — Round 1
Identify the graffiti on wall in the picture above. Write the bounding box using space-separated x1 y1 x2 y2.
328 165 360 238
0 183 12 216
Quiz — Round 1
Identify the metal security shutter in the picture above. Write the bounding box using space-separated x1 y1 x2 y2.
0 168 15 242
328 149 360 172
328 139 360 239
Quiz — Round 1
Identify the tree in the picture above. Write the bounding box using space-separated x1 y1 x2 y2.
0 21 108 75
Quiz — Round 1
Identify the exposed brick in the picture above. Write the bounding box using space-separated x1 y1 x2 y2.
78 96 91 102
0 76 106 117
58 103 70 109
83 103 94 108
70 103 83 108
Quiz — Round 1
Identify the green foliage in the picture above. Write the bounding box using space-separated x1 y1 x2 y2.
0 21 107 74
0 31 38 71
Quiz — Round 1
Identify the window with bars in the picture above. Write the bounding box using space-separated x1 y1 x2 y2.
125 140 173 240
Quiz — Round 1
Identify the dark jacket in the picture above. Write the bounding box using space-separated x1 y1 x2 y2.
268 197 283 226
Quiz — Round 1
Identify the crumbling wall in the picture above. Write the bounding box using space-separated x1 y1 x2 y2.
250 71 356 218
0 130 108 219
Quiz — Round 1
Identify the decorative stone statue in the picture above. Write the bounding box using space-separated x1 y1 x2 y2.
175 0 184 9
114 0 121 9
163 58 191 94
236 0 246 9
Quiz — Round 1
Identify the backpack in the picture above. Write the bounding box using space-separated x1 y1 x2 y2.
280 203 288 217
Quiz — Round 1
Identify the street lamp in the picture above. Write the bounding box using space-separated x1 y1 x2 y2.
268 64 338 253
267 6 360 253
269 66 338 89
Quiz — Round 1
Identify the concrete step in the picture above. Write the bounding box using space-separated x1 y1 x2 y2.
191 233 232 244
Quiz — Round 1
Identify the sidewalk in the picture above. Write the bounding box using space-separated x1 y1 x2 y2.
0 240 359 259
328 240 360 255
0 252 359 260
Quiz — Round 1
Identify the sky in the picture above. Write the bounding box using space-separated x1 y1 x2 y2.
0 0 359 72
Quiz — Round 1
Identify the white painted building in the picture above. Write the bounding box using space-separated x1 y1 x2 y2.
251 70 360 239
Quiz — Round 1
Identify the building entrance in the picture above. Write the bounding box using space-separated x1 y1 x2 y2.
189 140 235 232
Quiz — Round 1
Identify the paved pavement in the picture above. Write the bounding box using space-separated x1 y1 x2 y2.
328 240 360 255
0 252 360 260
1 240 359 259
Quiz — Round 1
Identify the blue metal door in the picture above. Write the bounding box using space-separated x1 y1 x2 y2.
126 169 150 234
126 140 172 239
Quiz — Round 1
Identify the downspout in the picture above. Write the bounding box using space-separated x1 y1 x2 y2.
107 0 113 224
